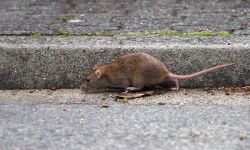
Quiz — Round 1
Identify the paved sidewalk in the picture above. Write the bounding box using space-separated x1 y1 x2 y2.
0 0 249 35
0 89 250 150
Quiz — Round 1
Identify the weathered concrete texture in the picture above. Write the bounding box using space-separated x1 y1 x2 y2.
0 36 249 89
0 89 250 150
0 0 249 35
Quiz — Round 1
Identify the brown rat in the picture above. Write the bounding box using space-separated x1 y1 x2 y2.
82 52 238 92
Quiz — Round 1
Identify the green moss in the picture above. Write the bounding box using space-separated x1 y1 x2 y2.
26 28 233 37
58 30 98 37
120 29 176 37
100 31 114 36
79 33 97 36
182 31 232 37
152 28 178 36
31 33 42 37
58 31 71 36
217 32 232 36
119 29 233 37
57 16 73 22
124 32 152 36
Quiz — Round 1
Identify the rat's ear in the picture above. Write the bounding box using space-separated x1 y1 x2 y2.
95 69 103 79
93 64 102 70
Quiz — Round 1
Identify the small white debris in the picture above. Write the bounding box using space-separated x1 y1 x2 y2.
68 19 82 23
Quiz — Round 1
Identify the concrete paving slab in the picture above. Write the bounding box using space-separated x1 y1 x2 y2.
0 36 249 89
0 89 250 150
0 88 249 106
0 0 249 35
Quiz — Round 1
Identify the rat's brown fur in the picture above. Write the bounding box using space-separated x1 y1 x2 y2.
83 52 237 91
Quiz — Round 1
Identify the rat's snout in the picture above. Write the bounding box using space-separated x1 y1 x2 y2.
81 74 96 89
79 75 90 90
82 70 109 90
86 77 90 82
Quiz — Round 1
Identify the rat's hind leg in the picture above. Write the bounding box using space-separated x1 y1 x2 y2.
169 78 179 91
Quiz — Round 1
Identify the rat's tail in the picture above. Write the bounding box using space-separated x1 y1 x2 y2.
168 62 238 80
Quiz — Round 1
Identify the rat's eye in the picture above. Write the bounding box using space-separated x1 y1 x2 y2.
86 78 90 82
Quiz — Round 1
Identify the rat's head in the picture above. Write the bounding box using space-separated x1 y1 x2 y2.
81 66 110 91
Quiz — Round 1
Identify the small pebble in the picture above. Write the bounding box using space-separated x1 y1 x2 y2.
158 102 166 105
239 133 246 141
29 90 34 93
100 105 109 108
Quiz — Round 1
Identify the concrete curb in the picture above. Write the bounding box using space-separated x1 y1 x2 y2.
0 36 249 89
